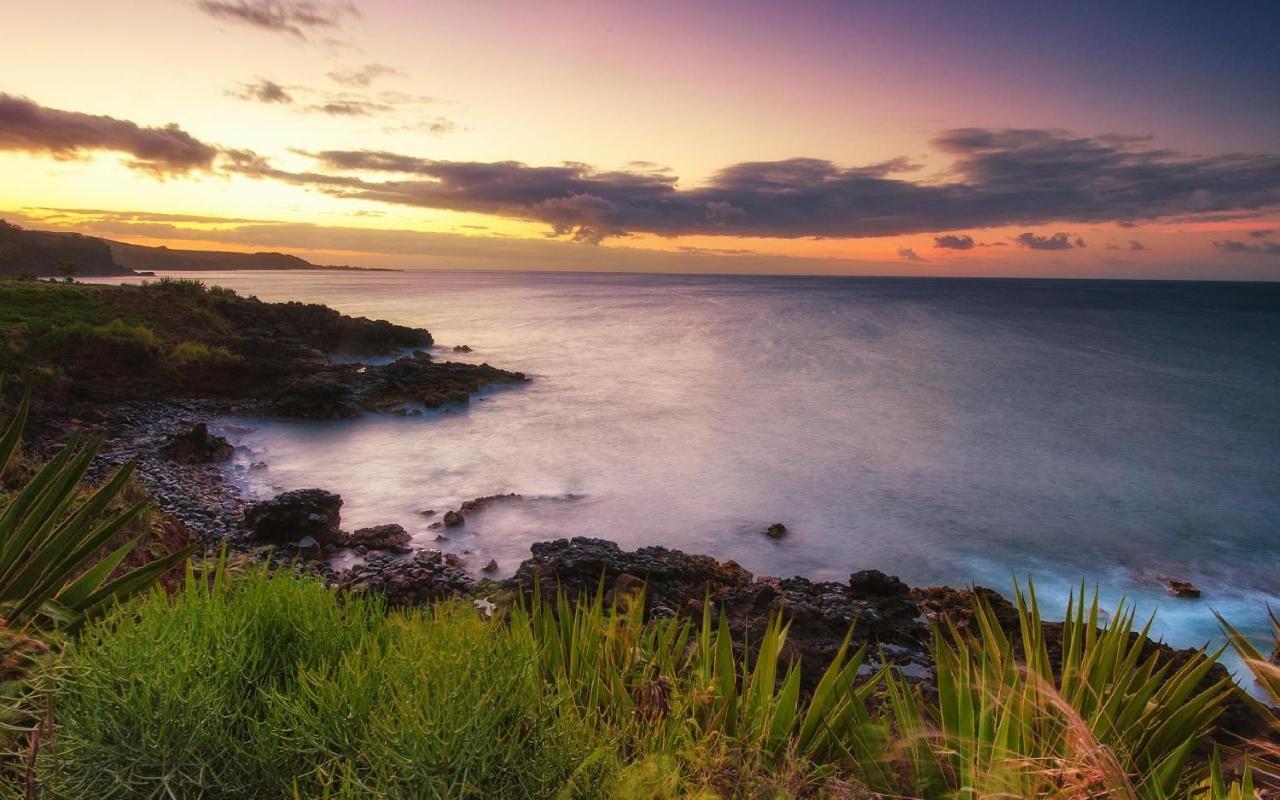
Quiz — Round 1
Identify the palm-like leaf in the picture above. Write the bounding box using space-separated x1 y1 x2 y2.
0 391 196 629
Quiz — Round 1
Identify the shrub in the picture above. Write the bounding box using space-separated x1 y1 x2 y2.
34 562 1268 799
38 565 611 799
166 340 242 370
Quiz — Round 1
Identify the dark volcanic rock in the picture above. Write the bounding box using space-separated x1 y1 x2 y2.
442 510 465 527
271 374 361 419
764 522 787 539
346 523 412 550
244 489 344 547
459 493 522 513
159 422 234 463
452 344 472 352
511 537 932 690
335 549 474 606
1167 579 1201 598
266 353 525 419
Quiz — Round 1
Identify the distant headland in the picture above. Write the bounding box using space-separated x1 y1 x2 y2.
0 219 392 277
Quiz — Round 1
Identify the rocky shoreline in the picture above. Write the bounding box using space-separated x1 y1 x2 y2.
6 278 1269 748
42 399 1264 746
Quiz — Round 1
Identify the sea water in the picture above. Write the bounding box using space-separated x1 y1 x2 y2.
102 271 1280 677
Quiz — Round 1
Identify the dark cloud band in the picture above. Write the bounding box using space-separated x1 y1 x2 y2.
0 94 217 174
234 128 1280 242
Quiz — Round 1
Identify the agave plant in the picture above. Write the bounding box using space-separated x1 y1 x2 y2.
884 582 1234 799
0 390 195 629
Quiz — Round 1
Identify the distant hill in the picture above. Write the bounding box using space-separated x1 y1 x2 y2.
0 220 132 277
0 218 362 276
106 240 320 271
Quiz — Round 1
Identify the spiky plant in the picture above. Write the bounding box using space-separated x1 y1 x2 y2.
0 390 195 629
883 582 1234 798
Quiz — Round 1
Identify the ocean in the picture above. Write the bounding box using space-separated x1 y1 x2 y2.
103 270 1280 669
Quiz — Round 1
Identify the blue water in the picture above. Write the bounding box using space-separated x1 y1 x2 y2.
101 271 1280 679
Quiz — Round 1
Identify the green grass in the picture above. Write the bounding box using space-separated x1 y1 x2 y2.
37 565 612 799
29 563 1271 799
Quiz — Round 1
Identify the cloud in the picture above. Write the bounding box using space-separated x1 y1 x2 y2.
1015 232 1080 250
307 100 392 116
228 78 294 104
195 0 357 39
1128 239 1145 251
328 63 404 87
8 98 1280 246
0 93 217 174
1249 229 1274 238
897 247 927 262
23 207 276 224
227 127 1280 243
385 117 457 136
934 234 975 250
1212 239 1280 255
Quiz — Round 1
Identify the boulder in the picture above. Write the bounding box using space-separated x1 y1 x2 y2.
159 423 234 463
452 344 473 352
294 535 324 560
459 493 522 513
347 523 411 550
442 510 465 527
1167 579 1201 598
764 522 788 539
244 488 344 547
271 374 360 419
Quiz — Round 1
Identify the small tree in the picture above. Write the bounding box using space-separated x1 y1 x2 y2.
56 260 78 282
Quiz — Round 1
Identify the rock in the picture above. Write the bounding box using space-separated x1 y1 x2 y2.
347 523 411 550
1168 579 1201 598
849 569 909 598
294 535 324 560
244 488 344 547
452 344 473 352
249 461 269 471
271 374 360 419
512 537 929 694
482 559 498 573
459 493 522 513
764 522 788 539
442 510 465 527
418 509 436 517
159 423 234 463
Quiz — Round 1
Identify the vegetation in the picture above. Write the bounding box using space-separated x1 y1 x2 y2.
0 375 1273 797
0 388 196 797
0 392 194 630
19 561 1276 798
0 276 430 405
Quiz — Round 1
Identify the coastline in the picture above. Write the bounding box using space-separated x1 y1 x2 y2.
59 395 1268 746
6 275 1275 731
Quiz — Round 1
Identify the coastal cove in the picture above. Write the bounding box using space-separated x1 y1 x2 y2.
87 269 1280 672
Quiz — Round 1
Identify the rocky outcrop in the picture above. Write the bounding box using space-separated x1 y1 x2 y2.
510 537 934 687
459 493 522 513
335 549 474 605
268 354 525 419
346 523 411 551
244 489 344 547
159 422 234 463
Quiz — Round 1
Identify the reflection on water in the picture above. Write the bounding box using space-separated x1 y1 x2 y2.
102 270 1280 677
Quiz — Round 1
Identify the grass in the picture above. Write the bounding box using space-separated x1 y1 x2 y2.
23 562 1276 799
36 564 612 799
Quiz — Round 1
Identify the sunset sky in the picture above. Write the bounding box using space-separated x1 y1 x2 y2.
2 0 1279 277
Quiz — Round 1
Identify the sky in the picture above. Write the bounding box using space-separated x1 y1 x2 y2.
1 0 1279 278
